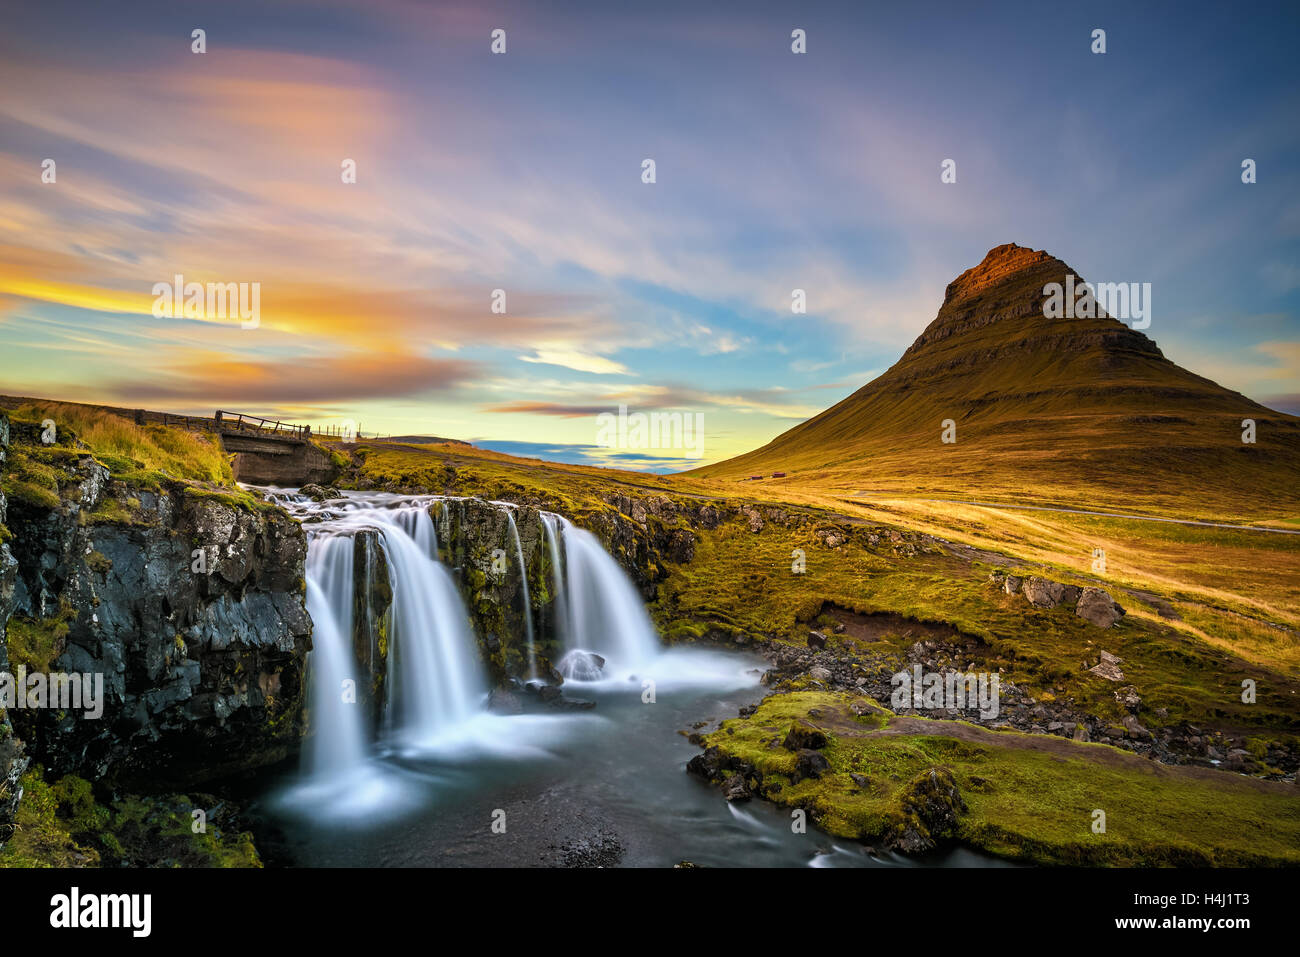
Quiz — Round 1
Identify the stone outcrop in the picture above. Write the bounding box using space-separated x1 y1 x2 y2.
431 498 555 682
349 529 393 725
887 767 967 854
1 423 312 791
992 571 1125 628
1088 649 1126 682
1075 587 1125 628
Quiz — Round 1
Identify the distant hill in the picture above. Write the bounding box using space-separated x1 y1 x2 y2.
693 244 1300 517
374 435 473 447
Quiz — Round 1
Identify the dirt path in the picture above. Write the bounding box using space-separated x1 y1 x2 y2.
870 714 1296 794
856 495 1300 535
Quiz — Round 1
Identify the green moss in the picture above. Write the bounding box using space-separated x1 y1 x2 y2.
105 794 261 868
0 766 261 868
85 550 112 575
4 603 76 673
81 495 143 526
180 484 278 514
704 691 1300 866
0 768 99 867
0 472 62 510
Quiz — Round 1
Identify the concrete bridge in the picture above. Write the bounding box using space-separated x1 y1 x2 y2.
0 398 345 487
212 411 340 486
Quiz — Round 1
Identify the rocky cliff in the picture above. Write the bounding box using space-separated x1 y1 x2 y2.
0 414 26 850
431 498 557 682
0 412 313 804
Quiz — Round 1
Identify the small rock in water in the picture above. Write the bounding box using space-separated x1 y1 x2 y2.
557 649 606 681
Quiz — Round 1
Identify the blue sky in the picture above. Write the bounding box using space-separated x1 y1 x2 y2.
0 0 1296 470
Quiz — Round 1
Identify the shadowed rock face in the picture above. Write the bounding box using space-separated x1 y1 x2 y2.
1 417 312 791
431 498 553 682
0 415 26 850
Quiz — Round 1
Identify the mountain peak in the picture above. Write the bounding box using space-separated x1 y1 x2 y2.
697 242 1299 513
944 243 1063 306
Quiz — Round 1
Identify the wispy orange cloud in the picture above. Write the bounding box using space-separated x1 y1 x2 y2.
98 351 486 405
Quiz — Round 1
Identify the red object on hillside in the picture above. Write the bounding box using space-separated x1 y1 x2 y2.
771 472 786 478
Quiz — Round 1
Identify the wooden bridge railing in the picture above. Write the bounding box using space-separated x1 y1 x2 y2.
214 410 311 439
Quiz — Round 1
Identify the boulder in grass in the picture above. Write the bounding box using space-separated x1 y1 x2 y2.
792 749 830 783
1076 587 1125 628
1023 577 1067 609
783 719 829 751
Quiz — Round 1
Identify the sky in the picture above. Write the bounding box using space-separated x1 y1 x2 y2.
1 0 1297 471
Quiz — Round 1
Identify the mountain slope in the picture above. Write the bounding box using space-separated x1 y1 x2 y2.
695 244 1300 517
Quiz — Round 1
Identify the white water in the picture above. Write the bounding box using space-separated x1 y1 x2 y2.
394 504 438 558
540 513 569 648
268 489 756 825
552 517 660 678
282 494 489 780
548 514 753 691
303 568 368 778
503 508 538 678
379 525 486 749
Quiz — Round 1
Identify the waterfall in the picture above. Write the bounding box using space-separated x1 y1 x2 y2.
302 535 368 778
548 515 661 680
394 505 438 558
378 526 486 746
258 485 759 829
503 509 538 678
540 513 569 651
286 492 488 768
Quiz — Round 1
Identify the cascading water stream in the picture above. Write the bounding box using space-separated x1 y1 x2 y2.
378 526 486 746
302 536 368 778
394 504 438 558
265 487 764 847
503 509 538 679
540 513 569 651
286 493 488 778
547 515 662 680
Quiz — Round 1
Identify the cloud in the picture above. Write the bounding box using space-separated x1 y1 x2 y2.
95 352 485 406
481 401 607 417
518 348 630 375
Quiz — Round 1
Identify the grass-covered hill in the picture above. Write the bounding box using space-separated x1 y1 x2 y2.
693 243 1300 519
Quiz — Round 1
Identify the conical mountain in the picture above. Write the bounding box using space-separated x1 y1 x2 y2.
696 244 1300 516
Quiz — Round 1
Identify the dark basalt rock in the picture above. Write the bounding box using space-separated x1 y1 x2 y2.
686 744 756 785
889 767 967 855
791 749 830 783
487 687 524 715
430 498 556 682
549 695 596 711
783 719 829 751
0 413 26 850
1 429 312 790
721 771 751 802
299 483 341 502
